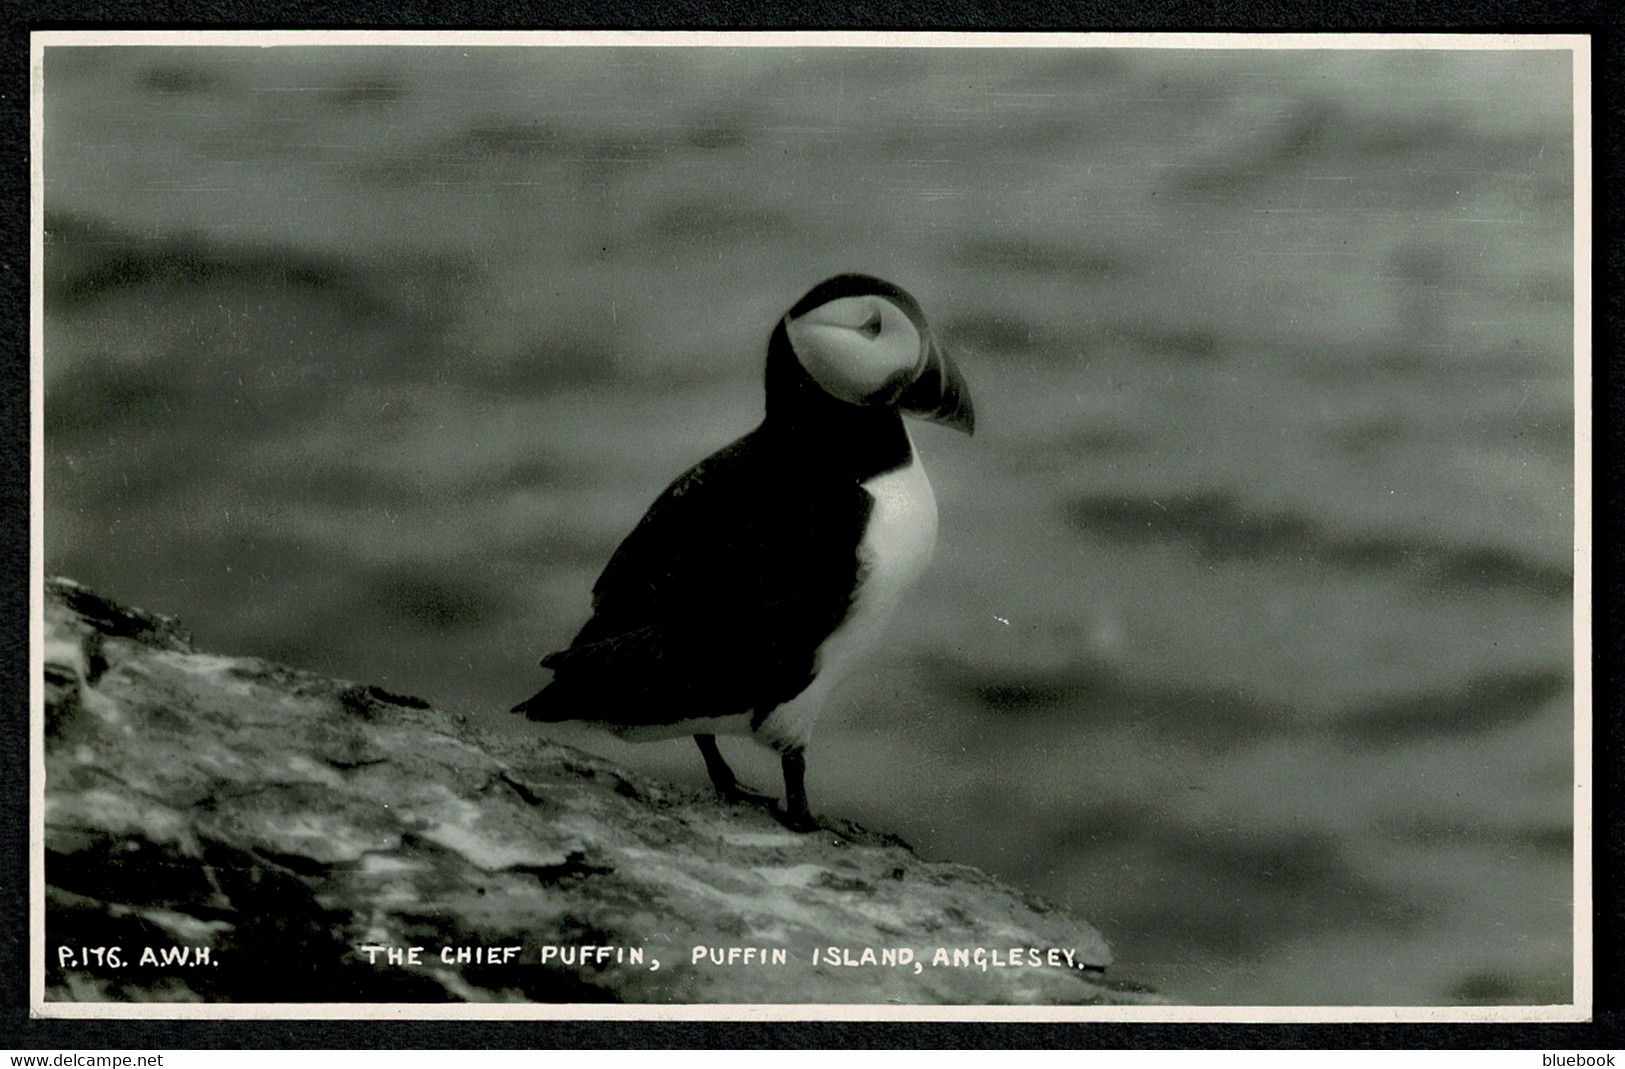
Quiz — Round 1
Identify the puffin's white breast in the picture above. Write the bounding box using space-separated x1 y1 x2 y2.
851 446 940 621
754 438 938 751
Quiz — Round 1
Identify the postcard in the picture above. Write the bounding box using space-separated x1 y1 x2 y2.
29 30 1591 1023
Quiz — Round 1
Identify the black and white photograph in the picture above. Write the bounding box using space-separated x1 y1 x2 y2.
30 31 1589 1018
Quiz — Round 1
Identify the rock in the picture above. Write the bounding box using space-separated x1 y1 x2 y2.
41 577 1156 1006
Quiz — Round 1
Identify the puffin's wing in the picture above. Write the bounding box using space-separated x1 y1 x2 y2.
517 432 872 725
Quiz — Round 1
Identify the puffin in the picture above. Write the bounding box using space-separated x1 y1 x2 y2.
512 274 973 831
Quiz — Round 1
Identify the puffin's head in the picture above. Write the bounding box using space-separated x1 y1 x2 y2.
781 273 974 434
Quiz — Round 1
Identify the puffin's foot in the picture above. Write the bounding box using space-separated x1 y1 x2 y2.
775 748 821 833
694 734 778 808
773 803 822 834
695 735 823 832
720 782 780 808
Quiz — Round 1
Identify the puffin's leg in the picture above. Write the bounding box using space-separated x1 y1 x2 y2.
694 734 775 806
778 747 819 832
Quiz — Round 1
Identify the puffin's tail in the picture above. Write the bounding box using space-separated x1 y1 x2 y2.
512 673 600 723
511 680 567 722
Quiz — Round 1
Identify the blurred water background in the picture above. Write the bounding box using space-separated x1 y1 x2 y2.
40 42 1577 1006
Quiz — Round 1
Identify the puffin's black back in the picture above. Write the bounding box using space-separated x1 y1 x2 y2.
516 313 916 729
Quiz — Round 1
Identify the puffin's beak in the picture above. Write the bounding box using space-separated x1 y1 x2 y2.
898 336 975 435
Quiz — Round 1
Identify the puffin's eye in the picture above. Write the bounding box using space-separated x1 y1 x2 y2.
857 310 883 339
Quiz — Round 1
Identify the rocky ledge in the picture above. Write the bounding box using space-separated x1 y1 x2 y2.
41 578 1155 1006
